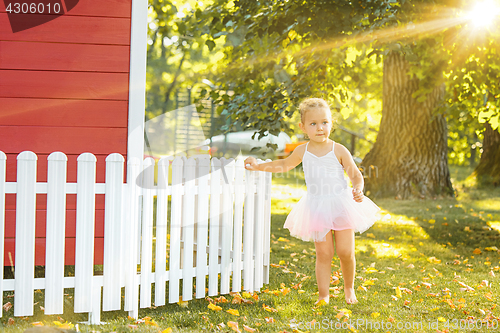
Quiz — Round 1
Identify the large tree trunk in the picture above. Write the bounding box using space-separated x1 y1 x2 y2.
361 52 453 199
471 122 500 186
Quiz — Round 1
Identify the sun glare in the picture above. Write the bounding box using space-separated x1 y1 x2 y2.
468 0 500 27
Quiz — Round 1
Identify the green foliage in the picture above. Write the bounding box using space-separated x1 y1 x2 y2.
193 0 500 164
198 0 396 143
144 0 500 164
146 0 224 119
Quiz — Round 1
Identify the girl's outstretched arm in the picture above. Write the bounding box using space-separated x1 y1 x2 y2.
244 144 305 173
336 144 364 202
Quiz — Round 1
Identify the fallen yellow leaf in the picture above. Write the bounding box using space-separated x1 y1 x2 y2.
262 304 278 312
215 295 228 303
473 248 482 255
208 303 222 311
243 324 256 332
228 321 241 333
242 292 252 298
162 328 173 333
395 287 402 298
53 321 74 329
177 297 189 308
427 257 441 264
227 309 240 316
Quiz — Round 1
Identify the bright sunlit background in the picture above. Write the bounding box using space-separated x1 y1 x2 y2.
467 0 500 27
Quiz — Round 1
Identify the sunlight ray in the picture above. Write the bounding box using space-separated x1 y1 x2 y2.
225 14 469 71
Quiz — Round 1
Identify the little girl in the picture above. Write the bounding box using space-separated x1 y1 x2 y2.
245 98 380 305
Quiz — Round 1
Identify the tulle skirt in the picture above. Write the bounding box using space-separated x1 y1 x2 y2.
283 187 380 242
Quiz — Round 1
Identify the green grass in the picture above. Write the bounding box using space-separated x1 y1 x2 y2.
1 165 499 332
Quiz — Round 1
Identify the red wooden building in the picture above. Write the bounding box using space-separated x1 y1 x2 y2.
0 0 147 265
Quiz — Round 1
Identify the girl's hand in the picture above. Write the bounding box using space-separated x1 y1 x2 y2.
244 156 259 171
352 188 364 203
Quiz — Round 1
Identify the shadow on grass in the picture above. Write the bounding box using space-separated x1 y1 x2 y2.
372 166 500 260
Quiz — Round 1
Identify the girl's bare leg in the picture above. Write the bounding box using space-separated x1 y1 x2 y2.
314 231 335 304
334 229 357 304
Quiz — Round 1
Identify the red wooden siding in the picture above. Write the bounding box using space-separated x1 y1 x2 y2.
0 14 131 44
0 42 130 72
0 98 128 127
0 0 133 265
0 71 130 100
0 0 132 17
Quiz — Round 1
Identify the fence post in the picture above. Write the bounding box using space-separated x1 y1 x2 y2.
208 158 221 296
231 159 244 292
125 157 141 317
89 285 102 325
154 157 170 307
74 153 97 314
220 158 234 294
45 152 68 315
243 168 255 292
102 153 124 311
169 158 183 303
0 152 6 318
139 157 155 308
14 151 37 316
181 158 196 301
263 160 272 284
195 157 210 298
254 162 266 290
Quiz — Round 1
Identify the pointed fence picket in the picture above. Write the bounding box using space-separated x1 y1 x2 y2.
0 151 272 323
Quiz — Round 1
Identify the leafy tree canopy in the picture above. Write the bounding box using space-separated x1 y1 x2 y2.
195 0 500 144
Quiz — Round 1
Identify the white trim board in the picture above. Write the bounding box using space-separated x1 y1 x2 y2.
127 0 148 170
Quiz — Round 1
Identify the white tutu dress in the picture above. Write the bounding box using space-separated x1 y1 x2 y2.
284 142 380 242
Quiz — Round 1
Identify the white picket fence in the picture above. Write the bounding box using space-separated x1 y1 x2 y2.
0 151 272 323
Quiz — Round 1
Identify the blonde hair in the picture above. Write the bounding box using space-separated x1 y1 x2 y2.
299 98 331 123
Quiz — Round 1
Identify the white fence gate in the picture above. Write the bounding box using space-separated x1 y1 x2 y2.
0 151 272 324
